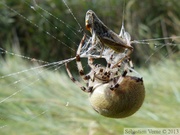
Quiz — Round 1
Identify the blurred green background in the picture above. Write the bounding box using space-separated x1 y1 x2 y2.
0 0 180 135
0 0 179 65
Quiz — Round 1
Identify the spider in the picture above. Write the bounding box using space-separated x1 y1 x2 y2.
85 10 133 68
65 34 145 118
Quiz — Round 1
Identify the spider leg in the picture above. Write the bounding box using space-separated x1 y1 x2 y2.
110 62 128 91
65 34 94 92
88 56 111 85
112 47 133 68
65 63 88 92
105 53 121 79
87 57 96 82
91 31 96 45
76 34 91 83
127 57 134 72
88 57 95 69
128 57 134 69
110 70 127 91
76 34 95 92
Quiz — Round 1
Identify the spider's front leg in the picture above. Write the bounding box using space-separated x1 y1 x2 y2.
76 34 91 83
76 34 99 92
65 34 92 93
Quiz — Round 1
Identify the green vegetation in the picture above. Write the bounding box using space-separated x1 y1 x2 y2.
0 0 179 65
0 54 179 135
0 0 180 135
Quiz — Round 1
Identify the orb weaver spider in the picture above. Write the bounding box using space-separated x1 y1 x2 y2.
65 34 145 118
85 10 133 68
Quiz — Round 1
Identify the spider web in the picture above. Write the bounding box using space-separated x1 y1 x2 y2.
0 0 180 134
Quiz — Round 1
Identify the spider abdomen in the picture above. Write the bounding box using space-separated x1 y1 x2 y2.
89 76 145 118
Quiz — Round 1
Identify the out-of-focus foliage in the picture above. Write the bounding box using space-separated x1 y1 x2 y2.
0 1 180 134
0 0 179 65
0 54 179 135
